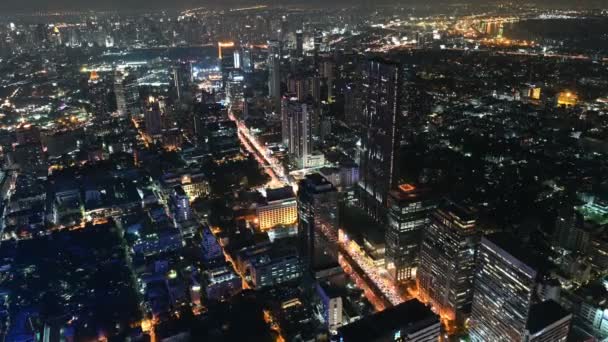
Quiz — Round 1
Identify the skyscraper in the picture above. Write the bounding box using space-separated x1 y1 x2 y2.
268 40 281 110
114 71 127 116
385 184 435 283
281 95 312 167
297 174 339 278
357 58 407 221
218 41 236 72
144 104 162 137
171 186 192 222
417 202 478 322
470 233 539 342
295 30 304 58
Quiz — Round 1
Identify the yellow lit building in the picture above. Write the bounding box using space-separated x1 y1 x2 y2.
529 87 541 100
557 91 578 107
161 170 210 201
256 186 297 231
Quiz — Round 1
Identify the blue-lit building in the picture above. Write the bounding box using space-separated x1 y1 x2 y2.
237 241 303 289
204 264 242 302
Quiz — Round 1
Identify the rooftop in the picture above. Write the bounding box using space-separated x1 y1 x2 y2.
338 299 438 342
526 300 571 335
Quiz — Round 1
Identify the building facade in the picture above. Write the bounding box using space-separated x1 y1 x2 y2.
417 202 478 321
470 234 538 342
385 184 435 282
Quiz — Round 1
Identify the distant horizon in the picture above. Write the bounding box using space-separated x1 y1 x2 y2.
0 0 606 14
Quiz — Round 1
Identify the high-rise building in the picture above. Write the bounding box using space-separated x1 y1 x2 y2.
417 202 478 321
171 186 192 222
144 104 162 137
123 73 140 115
173 67 183 101
256 186 297 231
268 40 281 110
470 233 539 342
357 58 407 221
114 71 127 116
297 174 339 278
385 184 435 283
281 96 312 166
525 300 571 342
225 70 245 109
295 30 304 57
218 41 236 75
242 49 253 73
552 208 589 253
337 298 440 342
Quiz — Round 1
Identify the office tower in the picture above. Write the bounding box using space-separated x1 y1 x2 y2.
295 29 304 57
343 83 361 125
321 60 335 102
417 202 478 321
242 49 253 73
337 298 440 342
201 120 240 156
268 40 281 110
470 233 539 342
287 76 310 101
171 186 192 222
297 174 339 277
357 58 406 221
313 29 322 69
256 186 297 231
281 96 312 165
144 104 162 137
385 184 435 283
553 208 589 253
280 16 288 42
218 41 236 79
114 71 127 116
173 67 182 101
233 49 241 70
225 70 245 108
123 73 140 115
525 301 571 342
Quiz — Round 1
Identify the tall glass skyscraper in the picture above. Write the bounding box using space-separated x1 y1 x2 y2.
417 202 478 322
385 184 435 283
297 174 339 278
357 58 409 221
470 233 539 342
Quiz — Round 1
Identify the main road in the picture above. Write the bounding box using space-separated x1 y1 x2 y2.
228 111 288 189
228 109 406 311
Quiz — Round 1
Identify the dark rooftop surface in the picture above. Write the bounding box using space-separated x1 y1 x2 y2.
338 299 438 342
265 186 295 202
484 232 550 274
527 300 571 334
